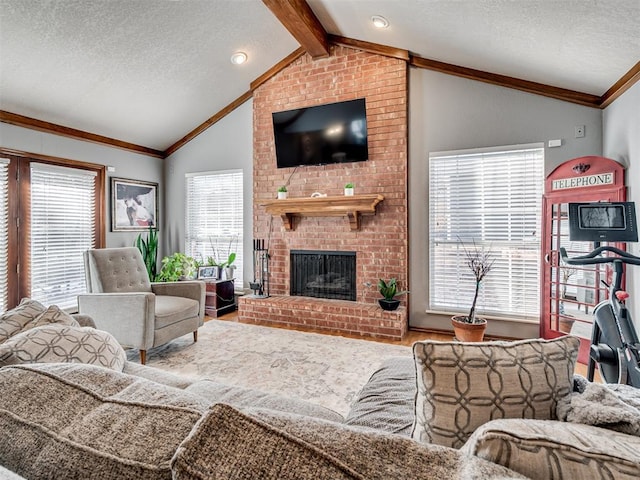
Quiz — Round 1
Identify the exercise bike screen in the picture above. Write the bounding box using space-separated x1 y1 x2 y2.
569 202 638 242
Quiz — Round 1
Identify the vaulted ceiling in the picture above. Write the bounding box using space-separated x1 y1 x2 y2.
1 0 638 157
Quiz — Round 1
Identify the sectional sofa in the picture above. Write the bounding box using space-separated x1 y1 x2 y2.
1 299 639 479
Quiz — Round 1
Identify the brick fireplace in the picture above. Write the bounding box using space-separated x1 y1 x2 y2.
238 44 408 340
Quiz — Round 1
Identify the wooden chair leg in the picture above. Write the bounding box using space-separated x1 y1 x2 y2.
193 330 198 342
140 350 146 365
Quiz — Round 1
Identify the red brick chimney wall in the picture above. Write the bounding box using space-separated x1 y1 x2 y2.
243 45 408 339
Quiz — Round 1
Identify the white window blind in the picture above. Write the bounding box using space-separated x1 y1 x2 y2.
428 144 544 320
30 163 97 310
185 170 243 289
0 158 9 312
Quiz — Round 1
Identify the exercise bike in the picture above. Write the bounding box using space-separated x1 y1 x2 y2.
560 201 640 387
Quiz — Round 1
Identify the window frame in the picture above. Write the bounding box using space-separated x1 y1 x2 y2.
0 148 105 310
427 143 544 322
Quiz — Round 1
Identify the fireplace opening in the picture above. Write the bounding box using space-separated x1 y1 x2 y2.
290 250 356 301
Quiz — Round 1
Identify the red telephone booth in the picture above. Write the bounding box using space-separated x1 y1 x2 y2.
540 156 627 364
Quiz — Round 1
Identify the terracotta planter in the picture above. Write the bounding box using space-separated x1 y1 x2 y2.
451 315 487 342
378 298 400 311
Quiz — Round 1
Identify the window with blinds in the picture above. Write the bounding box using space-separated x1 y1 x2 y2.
0 159 9 312
185 170 243 289
428 144 544 320
30 163 97 310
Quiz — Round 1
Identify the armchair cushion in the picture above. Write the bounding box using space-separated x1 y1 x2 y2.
84 247 152 293
155 296 200 329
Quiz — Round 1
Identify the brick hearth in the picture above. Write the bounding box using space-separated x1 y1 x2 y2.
242 44 409 339
238 295 408 340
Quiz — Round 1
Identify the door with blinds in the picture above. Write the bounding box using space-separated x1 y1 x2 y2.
540 157 626 364
0 152 104 311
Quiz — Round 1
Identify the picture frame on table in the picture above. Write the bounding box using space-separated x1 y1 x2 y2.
111 177 158 232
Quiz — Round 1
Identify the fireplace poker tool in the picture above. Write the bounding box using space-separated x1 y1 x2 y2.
250 238 269 298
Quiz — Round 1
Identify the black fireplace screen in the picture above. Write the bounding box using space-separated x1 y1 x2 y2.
290 250 356 301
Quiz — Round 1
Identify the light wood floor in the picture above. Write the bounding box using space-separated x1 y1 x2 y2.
209 311 595 379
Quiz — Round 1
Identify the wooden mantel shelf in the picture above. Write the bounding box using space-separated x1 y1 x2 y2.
260 194 384 230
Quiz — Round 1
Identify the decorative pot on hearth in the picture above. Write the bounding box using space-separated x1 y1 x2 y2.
378 298 400 311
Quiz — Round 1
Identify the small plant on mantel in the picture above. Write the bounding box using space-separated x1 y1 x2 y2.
344 182 355 196
451 238 495 341
277 185 288 199
377 278 408 311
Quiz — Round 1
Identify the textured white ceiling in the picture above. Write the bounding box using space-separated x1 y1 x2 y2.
1 0 638 152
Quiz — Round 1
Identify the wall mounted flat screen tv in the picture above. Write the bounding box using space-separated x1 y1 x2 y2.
272 98 368 168
568 202 638 242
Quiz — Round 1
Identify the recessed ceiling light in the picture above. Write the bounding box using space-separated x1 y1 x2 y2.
230 52 247 65
371 15 389 29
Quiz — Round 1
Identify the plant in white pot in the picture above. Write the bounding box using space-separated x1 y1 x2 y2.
277 186 287 199
344 182 354 196
451 239 495 341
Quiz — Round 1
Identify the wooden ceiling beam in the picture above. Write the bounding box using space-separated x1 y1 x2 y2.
262 0 329 59
410 55 602 109
329 35 410 61
0 110 165 158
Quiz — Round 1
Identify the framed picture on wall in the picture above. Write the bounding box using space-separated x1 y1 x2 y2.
111 177 158 231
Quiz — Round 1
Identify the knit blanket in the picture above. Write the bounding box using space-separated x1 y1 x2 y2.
557 375 640 436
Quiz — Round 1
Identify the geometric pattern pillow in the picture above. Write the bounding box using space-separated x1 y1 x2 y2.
462 418 640 480
412 336 580 448
0 298 46 344
0 324 126 371
22 305 80 331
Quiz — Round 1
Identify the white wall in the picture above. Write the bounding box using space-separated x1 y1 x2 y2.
409 68 604 338
0 122 163 248
603 81 640 326
164 99 254 289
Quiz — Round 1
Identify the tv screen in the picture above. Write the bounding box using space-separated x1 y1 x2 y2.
568 202 638 242
272 98 368 168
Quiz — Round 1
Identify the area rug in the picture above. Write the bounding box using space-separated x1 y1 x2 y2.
127 320 412 416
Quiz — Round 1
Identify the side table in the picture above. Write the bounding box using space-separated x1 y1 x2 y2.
204 279 236 317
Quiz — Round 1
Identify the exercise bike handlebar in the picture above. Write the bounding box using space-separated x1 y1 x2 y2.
559 245 640 266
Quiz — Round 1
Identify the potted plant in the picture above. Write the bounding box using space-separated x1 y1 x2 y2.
223 252 237 280
134 225 158 281
277 186 288 199
344 182 354 196
157 253 197 282
377 278 408 311
451 239 495 342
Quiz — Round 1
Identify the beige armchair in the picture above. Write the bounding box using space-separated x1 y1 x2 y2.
78 247 205 364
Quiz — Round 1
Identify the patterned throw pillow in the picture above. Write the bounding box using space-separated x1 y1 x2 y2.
22 305 80 331
0 324 126 371
411 336 580 448
0 298 46 344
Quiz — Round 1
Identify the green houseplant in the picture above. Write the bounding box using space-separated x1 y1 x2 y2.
377 278 408 311
277 185 288 199
344 182 354 196
451 239 495 341
157 253 197 282
134 226 158 281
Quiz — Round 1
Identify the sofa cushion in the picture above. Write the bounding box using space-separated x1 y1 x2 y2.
0 298 46 344
22 304 80 331
345 356 416 436
171 403 527 480
412 336 579 448
0 363 207 480
0 324 127 371
154 295 200 329
185 379 344 423
461 418 640 480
